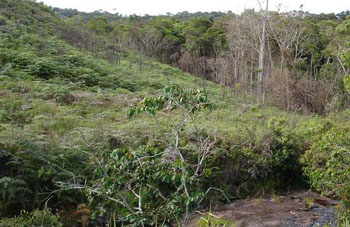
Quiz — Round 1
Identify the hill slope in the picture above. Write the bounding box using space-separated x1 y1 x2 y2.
1 0 350 226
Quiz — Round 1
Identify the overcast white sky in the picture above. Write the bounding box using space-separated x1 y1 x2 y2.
37 0 350 16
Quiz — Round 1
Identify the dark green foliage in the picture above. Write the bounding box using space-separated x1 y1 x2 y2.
183 17 214 56
303 128 350 207
337 11 350 20
0 177 31 217
87 17 111 34
265 117 306 189
207 117 307 198
52 8 227 23
0 141 88 217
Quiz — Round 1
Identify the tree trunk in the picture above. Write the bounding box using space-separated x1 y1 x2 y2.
258 0 268 101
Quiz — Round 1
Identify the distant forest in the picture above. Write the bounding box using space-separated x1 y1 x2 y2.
54 7 350 113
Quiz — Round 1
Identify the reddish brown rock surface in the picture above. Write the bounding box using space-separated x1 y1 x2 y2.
187 191 338 227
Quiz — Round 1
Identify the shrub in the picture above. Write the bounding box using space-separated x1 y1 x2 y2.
56 86 216 225
0 141 88 217
266 117 306 189
303 128 350 207
211 116 306 197
27 57 61 79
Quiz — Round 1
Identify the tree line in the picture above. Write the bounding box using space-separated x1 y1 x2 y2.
58 8 350 113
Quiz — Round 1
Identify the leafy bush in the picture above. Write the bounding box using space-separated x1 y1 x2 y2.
303 128 350 207
128 85 214 117
84 146 195 225
56 86 217 225
27 57 61 79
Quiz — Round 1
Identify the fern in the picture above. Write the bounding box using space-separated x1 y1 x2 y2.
0 177 32 200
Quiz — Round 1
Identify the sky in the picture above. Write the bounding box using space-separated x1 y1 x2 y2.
37 0 350 16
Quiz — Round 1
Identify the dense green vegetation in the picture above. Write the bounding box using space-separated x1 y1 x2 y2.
1 0 350 226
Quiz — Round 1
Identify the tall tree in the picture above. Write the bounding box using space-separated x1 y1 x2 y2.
257 0 269 100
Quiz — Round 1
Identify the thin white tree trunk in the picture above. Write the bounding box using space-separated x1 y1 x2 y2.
258 0 268 100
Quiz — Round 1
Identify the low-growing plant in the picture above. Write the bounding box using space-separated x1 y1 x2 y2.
0 98 33 128
0 98 33 141
197 212 236 227
0 208 63 227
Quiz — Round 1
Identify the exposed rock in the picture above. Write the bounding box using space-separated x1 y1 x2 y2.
241 104 252 113
21 104 32 110
187 190 338 227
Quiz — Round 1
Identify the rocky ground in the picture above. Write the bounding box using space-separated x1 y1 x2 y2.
187 191 339 227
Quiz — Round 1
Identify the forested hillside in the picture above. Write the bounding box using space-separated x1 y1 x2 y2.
55 7 350 114
1 0 350 226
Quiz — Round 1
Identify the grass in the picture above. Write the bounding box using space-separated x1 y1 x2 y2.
2 54 350 151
